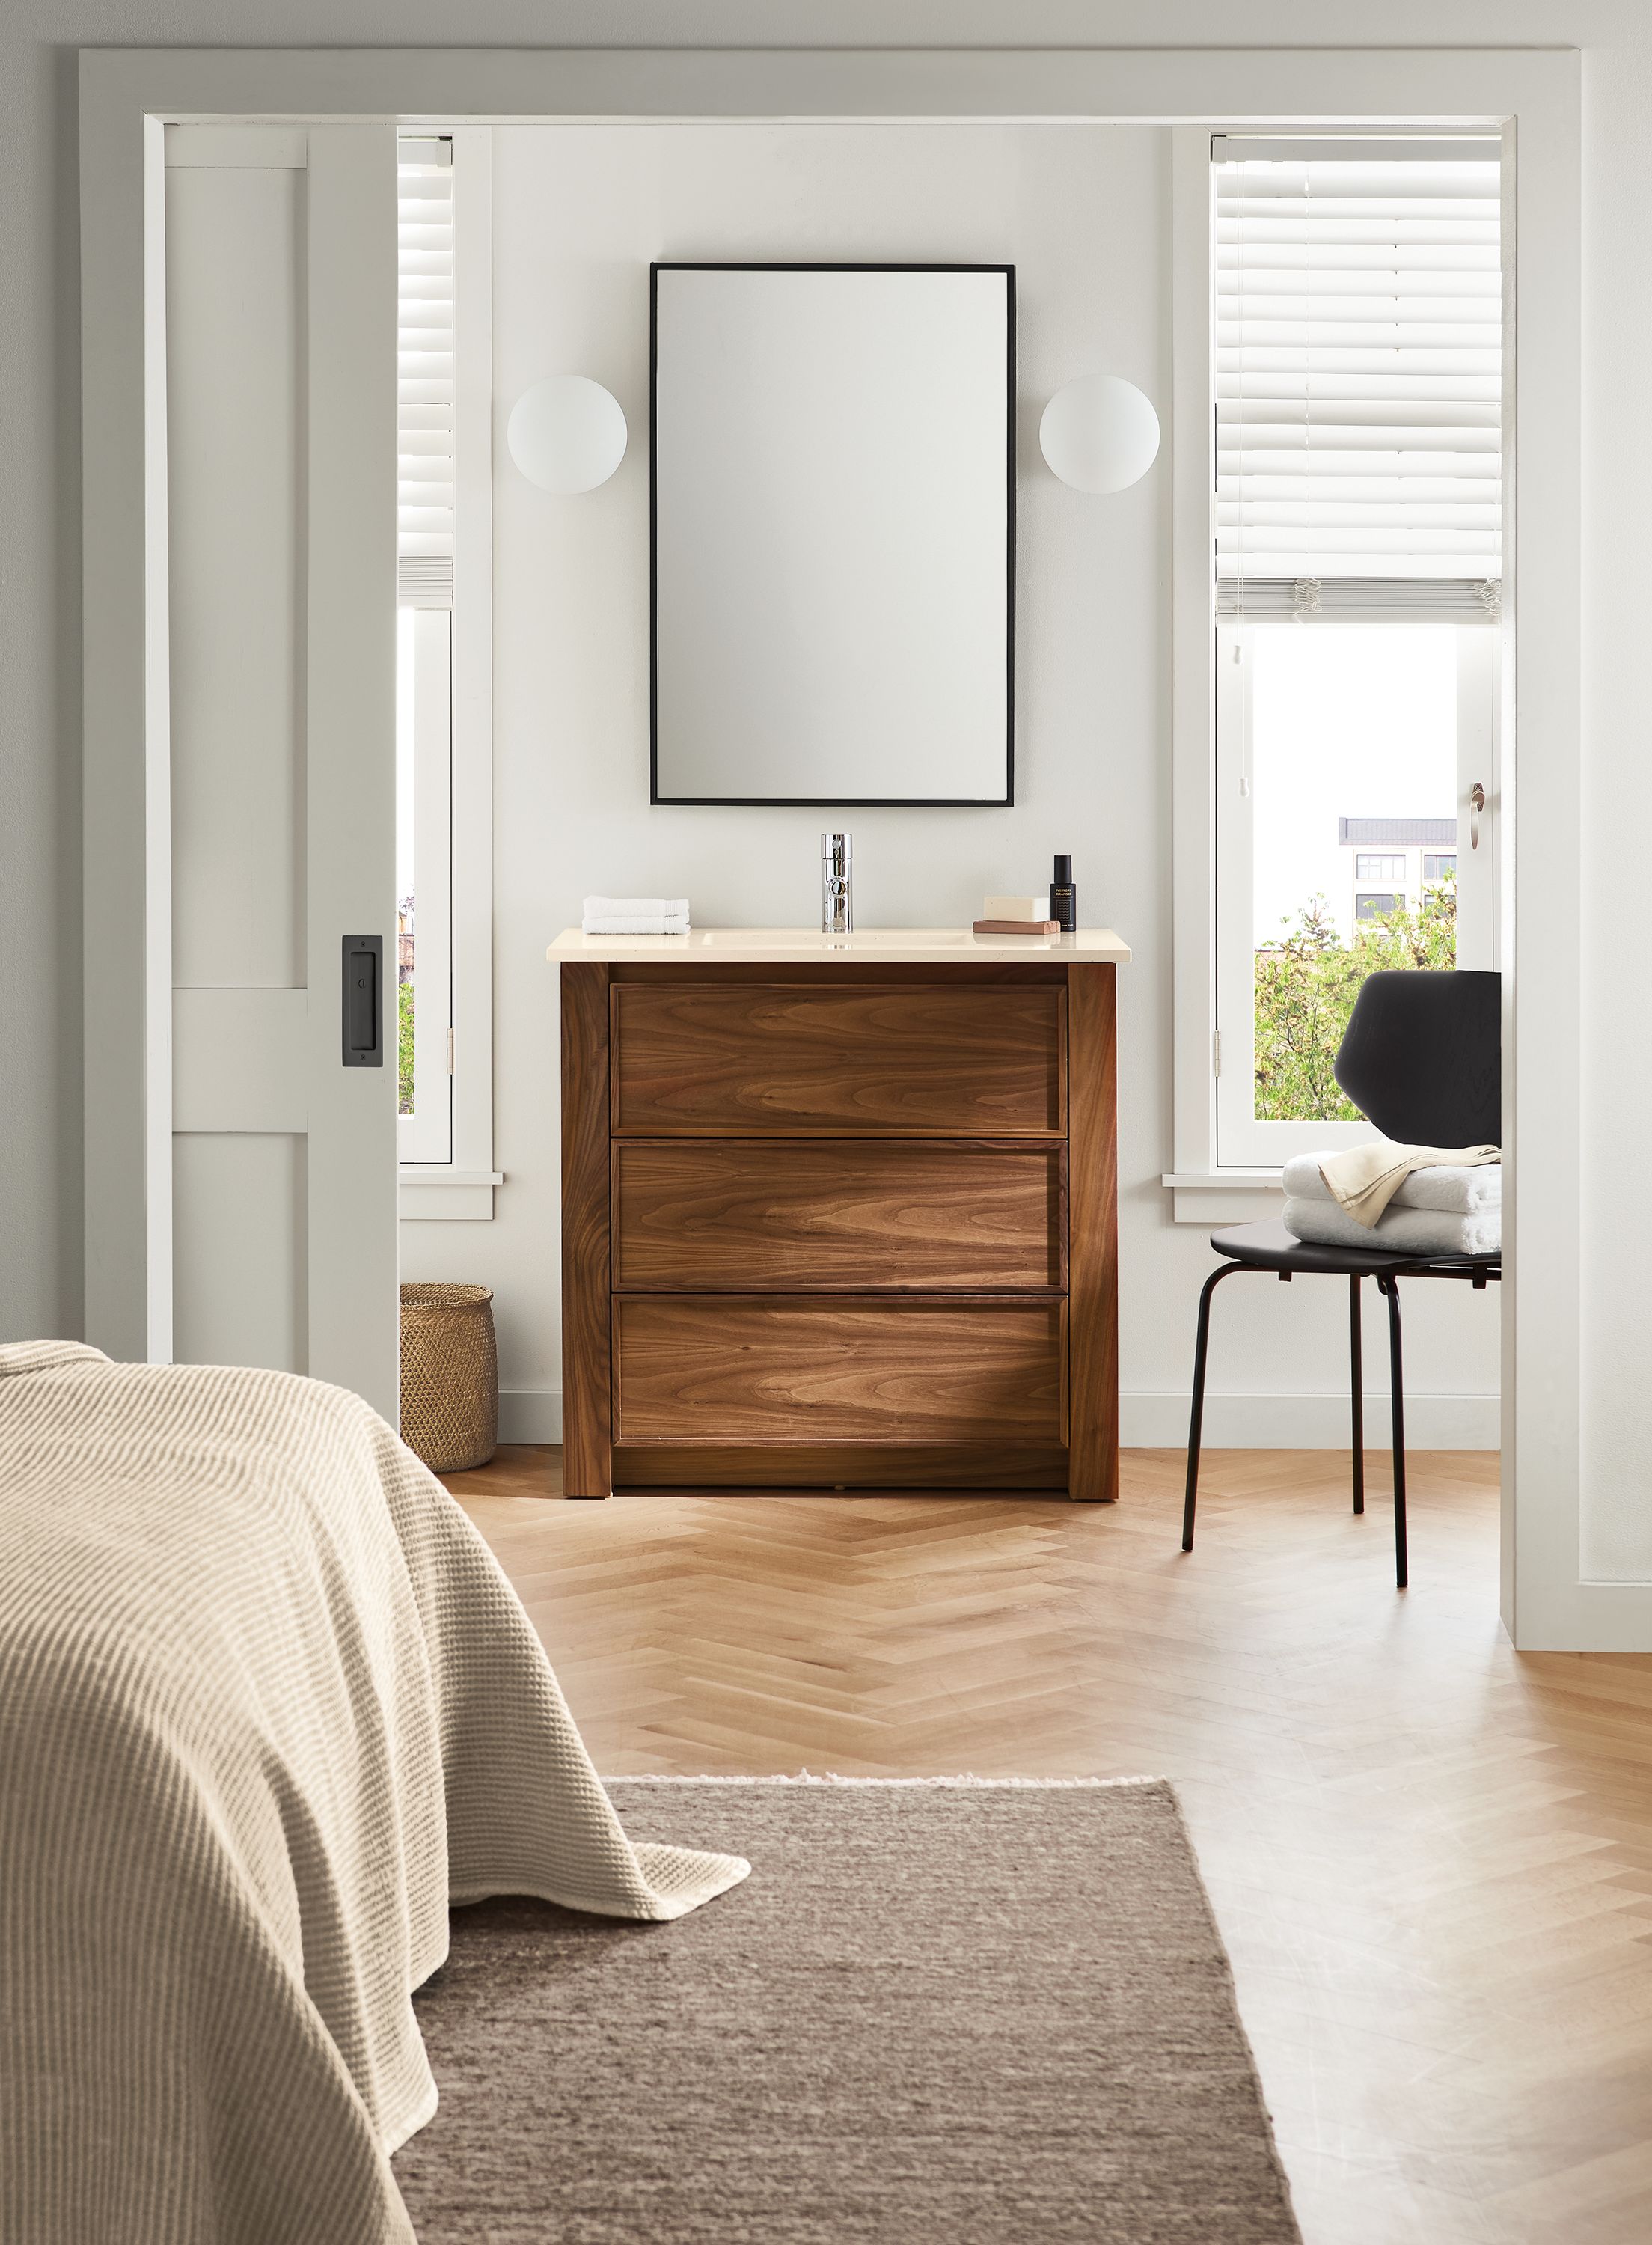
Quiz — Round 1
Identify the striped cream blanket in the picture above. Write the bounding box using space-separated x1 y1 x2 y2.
0 1342 748 2245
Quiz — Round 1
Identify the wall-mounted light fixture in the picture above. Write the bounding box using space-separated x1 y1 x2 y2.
507 375 628 492
1038 375 1160 493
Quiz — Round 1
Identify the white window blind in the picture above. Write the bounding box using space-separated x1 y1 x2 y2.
1214 139 1502 620
397 138 453 607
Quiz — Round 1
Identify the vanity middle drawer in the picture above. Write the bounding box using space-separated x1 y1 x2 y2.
613 1139 1065 1292
610 981 1065 1136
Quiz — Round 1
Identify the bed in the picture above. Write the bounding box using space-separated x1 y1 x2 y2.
0 1340 747 2244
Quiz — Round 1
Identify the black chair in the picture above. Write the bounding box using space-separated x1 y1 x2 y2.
1181 971 1501 1589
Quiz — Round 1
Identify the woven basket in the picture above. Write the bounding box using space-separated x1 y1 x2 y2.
400 1283 498 1473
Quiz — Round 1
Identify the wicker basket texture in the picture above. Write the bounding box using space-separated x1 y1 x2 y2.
399 1282 498 1473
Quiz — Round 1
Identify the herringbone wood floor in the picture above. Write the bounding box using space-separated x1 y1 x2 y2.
444 1447 1652 2245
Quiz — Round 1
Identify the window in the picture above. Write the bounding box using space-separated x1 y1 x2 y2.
395 605 452 1157
396 132 496 1218
397 140 453 1160
1207 139 1502 1166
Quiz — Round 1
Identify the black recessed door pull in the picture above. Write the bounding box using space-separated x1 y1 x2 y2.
341 935 383 1067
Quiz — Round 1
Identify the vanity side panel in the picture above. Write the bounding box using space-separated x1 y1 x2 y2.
560 961 612 1496
1067 964 1119 1500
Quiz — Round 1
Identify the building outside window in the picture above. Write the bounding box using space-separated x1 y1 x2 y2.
1341 817 1457 936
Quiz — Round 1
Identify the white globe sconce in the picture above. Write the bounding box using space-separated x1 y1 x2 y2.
507 375 628 492
1038 375 1160 493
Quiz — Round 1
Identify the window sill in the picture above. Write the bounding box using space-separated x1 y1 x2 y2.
399 1167 504 1221
1160 1170 1284 1225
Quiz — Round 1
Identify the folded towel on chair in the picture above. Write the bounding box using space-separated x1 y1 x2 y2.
1283 1194 1499 1260
581 895 691 935
1311 1137 1499 1225
1283 1151 1501 1220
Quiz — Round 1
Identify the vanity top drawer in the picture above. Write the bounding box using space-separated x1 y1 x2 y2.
610 982 1065 1136
614 1297 1065 1446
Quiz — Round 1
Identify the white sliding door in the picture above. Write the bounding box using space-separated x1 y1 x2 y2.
165 123 399 1417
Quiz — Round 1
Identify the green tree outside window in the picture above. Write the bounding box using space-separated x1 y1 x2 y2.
398 980 416 1115
1253 876 1456 1122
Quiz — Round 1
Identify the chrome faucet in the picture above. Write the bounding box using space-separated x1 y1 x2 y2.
821 832 853 936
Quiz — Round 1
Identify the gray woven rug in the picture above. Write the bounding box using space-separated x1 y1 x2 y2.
394 1777 1300 2244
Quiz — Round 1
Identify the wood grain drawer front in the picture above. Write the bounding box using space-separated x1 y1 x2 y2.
613 1298 1065 1446
613 1140 1064 1292
611 984 1065 1136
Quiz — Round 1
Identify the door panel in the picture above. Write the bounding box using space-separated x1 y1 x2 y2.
165 124 398 1417
167 163 305 991
173 1135 307 1372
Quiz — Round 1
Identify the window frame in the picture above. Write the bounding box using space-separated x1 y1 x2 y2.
1211 616 1499 1170
1211 621 1380 1167
1168 126 1506 1217
396 605 454 1164
397 125 498 1221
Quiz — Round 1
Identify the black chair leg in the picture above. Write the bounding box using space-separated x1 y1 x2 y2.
1183 1263 1242 1553
1349 1274 1365 1516
1380 1274 1408 1590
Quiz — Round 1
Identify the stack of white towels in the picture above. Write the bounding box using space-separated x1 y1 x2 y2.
1283 1145 1501 1259
581 896 691 936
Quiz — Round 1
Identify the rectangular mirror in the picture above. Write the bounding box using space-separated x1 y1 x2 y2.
651 263 1015 807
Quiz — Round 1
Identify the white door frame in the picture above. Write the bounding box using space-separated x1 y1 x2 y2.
81 43 1589 1645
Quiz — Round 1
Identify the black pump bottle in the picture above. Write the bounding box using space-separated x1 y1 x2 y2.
1051 855 1077 932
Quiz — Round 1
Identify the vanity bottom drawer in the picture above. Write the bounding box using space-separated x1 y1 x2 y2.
612 1297 1065 1447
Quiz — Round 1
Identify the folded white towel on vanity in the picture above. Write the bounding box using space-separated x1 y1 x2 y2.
1282 1151 1501 1221
581 895 691 936
1283 1195 1500 1259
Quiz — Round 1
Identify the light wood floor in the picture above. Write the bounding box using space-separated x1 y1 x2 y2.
445 1447 1652 2245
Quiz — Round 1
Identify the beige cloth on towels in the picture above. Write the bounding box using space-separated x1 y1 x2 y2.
1319 1138 1500 1227
0 1343 749 2245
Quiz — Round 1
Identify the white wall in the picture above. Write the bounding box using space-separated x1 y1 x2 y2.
400 117 1501 1444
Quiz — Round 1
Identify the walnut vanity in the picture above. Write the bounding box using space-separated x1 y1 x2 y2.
548 928 1131 1500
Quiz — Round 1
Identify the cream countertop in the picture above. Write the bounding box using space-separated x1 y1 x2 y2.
546 926 1132 965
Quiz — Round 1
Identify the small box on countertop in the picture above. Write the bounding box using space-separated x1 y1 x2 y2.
983 894 1050 923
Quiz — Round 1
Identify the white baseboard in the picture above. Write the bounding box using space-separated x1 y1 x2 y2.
498 1387 1498 1452
1121 1390 1499 1450
498 1387 563 1443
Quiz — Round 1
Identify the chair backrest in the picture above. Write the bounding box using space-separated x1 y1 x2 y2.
1333 970 1502 1146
